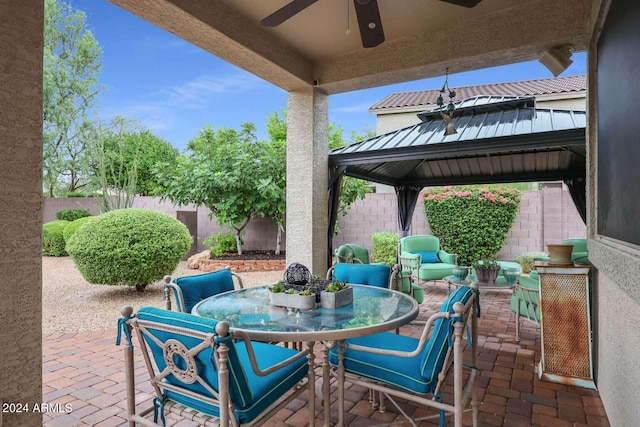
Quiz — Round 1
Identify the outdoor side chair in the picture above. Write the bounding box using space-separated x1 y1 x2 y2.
163 267 243 313
326 262 393 288
511 275 541 342
117 306 313 427
329 284 480 427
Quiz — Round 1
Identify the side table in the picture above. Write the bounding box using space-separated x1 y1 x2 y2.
535 262 594 389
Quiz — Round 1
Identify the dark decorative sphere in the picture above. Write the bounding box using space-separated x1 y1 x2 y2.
285 263 310 285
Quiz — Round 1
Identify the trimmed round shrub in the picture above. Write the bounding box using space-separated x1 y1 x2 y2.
371 232 399 266
56 209 92 222
63 216 96 243
43 220 71 256
66 209 192 291
423 185 521 266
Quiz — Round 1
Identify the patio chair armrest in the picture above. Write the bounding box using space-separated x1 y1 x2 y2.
233 330 310 376
438 250 457 265
399 253 421 269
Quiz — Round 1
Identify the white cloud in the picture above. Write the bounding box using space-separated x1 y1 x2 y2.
165 73 266 107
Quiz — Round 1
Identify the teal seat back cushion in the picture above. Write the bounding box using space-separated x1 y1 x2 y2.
172 269 235 313
333 263 391 288
419 286 475 385
412 251 440 264
401 235 440 254
135 307 252 419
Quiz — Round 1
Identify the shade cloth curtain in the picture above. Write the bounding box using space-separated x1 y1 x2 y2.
328 166 346 267
564 177 587 224
395 185 422 238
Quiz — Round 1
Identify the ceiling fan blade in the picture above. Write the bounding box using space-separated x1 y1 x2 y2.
354 0 385 48
261 0 318 27
440 0 482 8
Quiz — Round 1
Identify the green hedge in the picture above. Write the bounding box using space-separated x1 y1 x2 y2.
371 232 399 266
66 209 192 291
63 216 96 243
423 186 521 266
42 220 71 256
56 209 92 222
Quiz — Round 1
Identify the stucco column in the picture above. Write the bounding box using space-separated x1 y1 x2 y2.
286 88 329 276
0 1 44 426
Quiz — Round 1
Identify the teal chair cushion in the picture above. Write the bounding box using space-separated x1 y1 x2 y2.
171 269 236 313
329 286 475 395
412 251 440 264
135 307 308 424
417 263 456 281
332 263 391 288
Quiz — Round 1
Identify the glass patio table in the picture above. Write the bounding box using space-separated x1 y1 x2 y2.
192 284 419 427
444 274 515 293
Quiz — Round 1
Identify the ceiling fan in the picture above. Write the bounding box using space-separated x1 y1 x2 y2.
261 0 482 49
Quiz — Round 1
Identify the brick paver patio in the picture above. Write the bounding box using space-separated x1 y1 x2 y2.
43 283 610 426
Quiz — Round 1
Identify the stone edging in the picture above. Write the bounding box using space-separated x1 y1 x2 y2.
194 259 286 273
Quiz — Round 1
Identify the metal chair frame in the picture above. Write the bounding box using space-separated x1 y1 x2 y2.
513 282 541 342
333 283 480 427
119 306 313 427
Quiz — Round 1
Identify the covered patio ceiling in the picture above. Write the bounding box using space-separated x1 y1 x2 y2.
329 96 587 187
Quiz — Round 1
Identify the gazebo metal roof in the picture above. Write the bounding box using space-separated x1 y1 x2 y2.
329 96 586 187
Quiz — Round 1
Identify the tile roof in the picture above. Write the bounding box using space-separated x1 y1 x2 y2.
370 74 586 112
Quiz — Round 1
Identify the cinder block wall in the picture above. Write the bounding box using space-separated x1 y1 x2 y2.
43 186 585 260
334 186 586 261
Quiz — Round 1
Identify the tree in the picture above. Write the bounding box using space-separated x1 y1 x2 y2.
155 124 263 254
102 129 178 196
43 0 103 197
89 117 139 212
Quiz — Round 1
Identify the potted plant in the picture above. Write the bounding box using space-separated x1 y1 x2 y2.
269 282 316 310
320 279 353 309
473 255 501 284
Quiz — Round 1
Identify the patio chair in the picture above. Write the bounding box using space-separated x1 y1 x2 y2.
163 267 243 313
511 275 541 342
398 235 457 285
326 262 393 288
334 243 370 264
117 306 312 427
329 284 480 427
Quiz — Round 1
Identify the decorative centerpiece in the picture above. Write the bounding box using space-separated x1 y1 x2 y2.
320 279 353 309
546 243 574 265
452 265 469 280
269 283 316 310
473 256 501 284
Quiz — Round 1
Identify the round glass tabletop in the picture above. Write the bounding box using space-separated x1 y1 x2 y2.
192 284 419 342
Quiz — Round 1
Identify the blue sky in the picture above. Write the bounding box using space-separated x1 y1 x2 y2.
74 0 587 151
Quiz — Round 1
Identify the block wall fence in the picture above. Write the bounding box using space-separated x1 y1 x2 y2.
43 185 585 262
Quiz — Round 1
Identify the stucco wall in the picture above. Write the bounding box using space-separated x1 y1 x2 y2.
0 1 44 425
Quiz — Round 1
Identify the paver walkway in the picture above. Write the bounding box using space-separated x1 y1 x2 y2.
42 283 610 426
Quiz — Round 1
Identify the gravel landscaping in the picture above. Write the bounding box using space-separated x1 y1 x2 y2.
43 256 285 334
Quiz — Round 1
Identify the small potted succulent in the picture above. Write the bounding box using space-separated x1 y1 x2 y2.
269 282 316 310
320 279 353 309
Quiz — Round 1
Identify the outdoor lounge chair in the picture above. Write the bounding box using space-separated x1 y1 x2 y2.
334 243 371 264
164 267 243 313
329 284 480 427
117 306 312 427
398 235 457 285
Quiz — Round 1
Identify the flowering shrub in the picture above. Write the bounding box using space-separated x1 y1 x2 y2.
423 185 521 266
